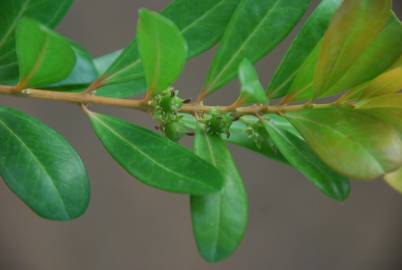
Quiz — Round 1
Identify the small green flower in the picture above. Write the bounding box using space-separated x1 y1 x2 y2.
151 87 187 141
202 110 233 138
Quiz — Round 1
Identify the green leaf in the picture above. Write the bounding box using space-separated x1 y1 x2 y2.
88 112 224 195
204 0 311 94
268 0 342 98
238 59 267 105
385 167 402 194
286 108 402 179
264 115 350 201
313 0 396 97
16 18 76 89
0 0 73 84
191 128 248 263
162 0 240 58
0 106 90 221
49 44 98 88
95 0 240 98
137 9 187 96
285 41 322 101
94 50 123 75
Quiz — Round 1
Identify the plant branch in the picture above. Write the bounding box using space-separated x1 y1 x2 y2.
0 84 338 116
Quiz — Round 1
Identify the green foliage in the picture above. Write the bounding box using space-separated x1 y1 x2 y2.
265 115 350 201
0 0 73 84
238 59 267 105
0 0 402 264
88 112 224 195
286 108 402 179
50 44 98 88
0 106 89 221
313 0 401 98
16 18 76 89
191 127 248 262
204 0 311 94
137 9 187 96
268 0 342 98
93 0 240 98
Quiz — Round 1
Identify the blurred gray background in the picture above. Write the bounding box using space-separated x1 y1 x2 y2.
1 1 402 269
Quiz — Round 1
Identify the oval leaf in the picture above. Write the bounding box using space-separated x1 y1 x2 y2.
286 108 402 179
313 0 394 97
191 128 248 262
0 106 90 221
204 0 311 94
16 18 76 89
137 9 187 96
264 115 350 201
238 58 267 105
88 112 224 195
95 0 239 98
0 0 73 84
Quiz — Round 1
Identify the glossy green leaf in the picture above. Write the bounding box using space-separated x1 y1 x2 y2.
238 59 267 105
384 167 402 194
162 0 240 58
94 50 123 75
313 0 394 97
95 0 239 98
204 0 311 94
268 0 342 98
88 112 224 195
0 0 73 84
0 106 90 221
191 128 248 262
49 44 98 88
16 18 76 89
137 9 187 96
264 115 350 201
286 108 402 179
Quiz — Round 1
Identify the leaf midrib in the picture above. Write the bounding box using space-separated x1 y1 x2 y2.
0 116 70 218
198 132 224 260
0 0 31 53
103 0 231 84
93 115 213 189
206 0 282 92
20 34 50 87
288 114 386 174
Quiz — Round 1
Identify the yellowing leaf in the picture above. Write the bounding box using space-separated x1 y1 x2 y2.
313 0 392 97
352 56 402 99
286 108 402 179
385 167 402 194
